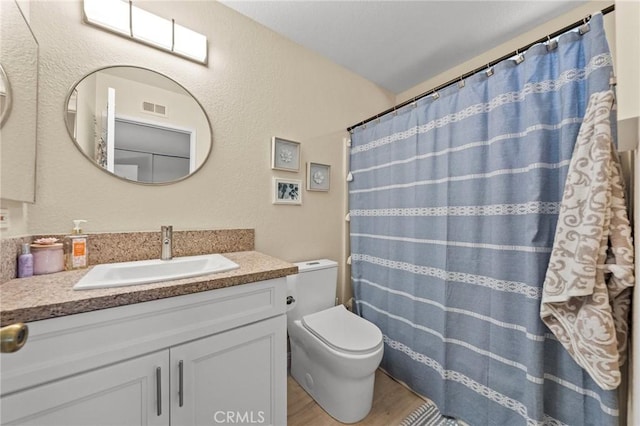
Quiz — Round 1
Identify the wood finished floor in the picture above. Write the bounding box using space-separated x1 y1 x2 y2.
287 369 425 426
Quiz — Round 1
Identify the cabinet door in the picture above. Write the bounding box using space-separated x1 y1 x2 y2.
170 315 287 426
1 351 170 426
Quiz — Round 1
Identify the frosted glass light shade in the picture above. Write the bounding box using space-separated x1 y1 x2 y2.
83 0 208 65
131 5 172 50
83 0 130 36
174 23 208 63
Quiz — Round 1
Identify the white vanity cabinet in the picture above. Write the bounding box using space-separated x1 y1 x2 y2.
170 316 284 425
0 277 287 426
1 350 171 426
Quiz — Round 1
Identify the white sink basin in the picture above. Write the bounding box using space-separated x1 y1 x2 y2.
73 254 240 290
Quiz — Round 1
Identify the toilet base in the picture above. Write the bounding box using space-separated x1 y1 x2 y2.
290 340 378 424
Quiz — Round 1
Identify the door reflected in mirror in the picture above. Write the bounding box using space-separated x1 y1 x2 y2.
65 66 212 184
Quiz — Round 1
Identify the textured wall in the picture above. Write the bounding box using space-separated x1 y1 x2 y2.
614 0 639 122
396 1 616 105
23 0 393 297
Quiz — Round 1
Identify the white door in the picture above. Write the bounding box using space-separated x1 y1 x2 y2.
0 351 170 426
105 86 115 173
170 315 287 426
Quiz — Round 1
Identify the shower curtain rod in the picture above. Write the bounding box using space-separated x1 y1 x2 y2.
347 4 615 133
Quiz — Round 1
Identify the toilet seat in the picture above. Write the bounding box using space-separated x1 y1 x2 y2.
302 305 382 354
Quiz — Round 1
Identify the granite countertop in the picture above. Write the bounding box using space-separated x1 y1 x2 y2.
0 251 297 325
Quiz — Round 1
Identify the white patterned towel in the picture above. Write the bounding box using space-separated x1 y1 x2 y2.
541 90 634 390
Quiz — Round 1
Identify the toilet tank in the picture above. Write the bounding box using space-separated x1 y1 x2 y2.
287 259 338 321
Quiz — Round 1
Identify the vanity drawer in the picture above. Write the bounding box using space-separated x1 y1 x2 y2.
0 277 286 395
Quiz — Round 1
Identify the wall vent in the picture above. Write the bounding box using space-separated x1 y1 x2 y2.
154 104 166 115
142 101 167 116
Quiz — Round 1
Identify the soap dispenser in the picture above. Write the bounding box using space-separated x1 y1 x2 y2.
65 220 88 270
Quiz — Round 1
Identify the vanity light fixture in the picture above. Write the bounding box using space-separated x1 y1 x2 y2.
83 0 208 65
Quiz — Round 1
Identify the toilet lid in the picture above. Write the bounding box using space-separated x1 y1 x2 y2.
302 305 383 354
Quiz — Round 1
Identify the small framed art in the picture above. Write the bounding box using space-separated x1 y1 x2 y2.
273 177 302 205
271 137 301 172
307 162 330 191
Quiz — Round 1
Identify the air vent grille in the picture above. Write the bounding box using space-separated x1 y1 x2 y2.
141 101 167 116
142 101 154 112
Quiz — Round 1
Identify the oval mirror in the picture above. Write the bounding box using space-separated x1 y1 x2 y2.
65 66 212 184
0 64 12 127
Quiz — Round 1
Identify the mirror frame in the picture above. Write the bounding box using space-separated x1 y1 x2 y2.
63 65 213 186
0 64 12 127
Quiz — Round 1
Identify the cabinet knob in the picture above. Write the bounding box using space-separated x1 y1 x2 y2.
1 323 29 353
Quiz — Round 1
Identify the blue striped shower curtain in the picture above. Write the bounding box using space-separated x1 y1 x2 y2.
349 14 618 425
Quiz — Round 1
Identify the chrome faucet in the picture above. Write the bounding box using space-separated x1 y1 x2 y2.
161 226 173 260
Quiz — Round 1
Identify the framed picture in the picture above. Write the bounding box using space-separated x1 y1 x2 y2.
307 162 331 191
273 178 302 205
271 137 301 172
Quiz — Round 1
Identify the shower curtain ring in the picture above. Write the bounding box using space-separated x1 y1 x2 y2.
432 90 440 100
514 49 525 65
486 64 494 77
579 16 590 35
457 76 465 89
546 35 558 51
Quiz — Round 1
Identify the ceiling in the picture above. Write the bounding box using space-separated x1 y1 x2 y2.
219 1 591 95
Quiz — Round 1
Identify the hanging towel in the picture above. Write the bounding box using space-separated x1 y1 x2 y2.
541 90 634 390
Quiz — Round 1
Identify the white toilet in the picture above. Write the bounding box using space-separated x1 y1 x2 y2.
287 259 383 424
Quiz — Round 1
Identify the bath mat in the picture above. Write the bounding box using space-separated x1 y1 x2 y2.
399 401 459 426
